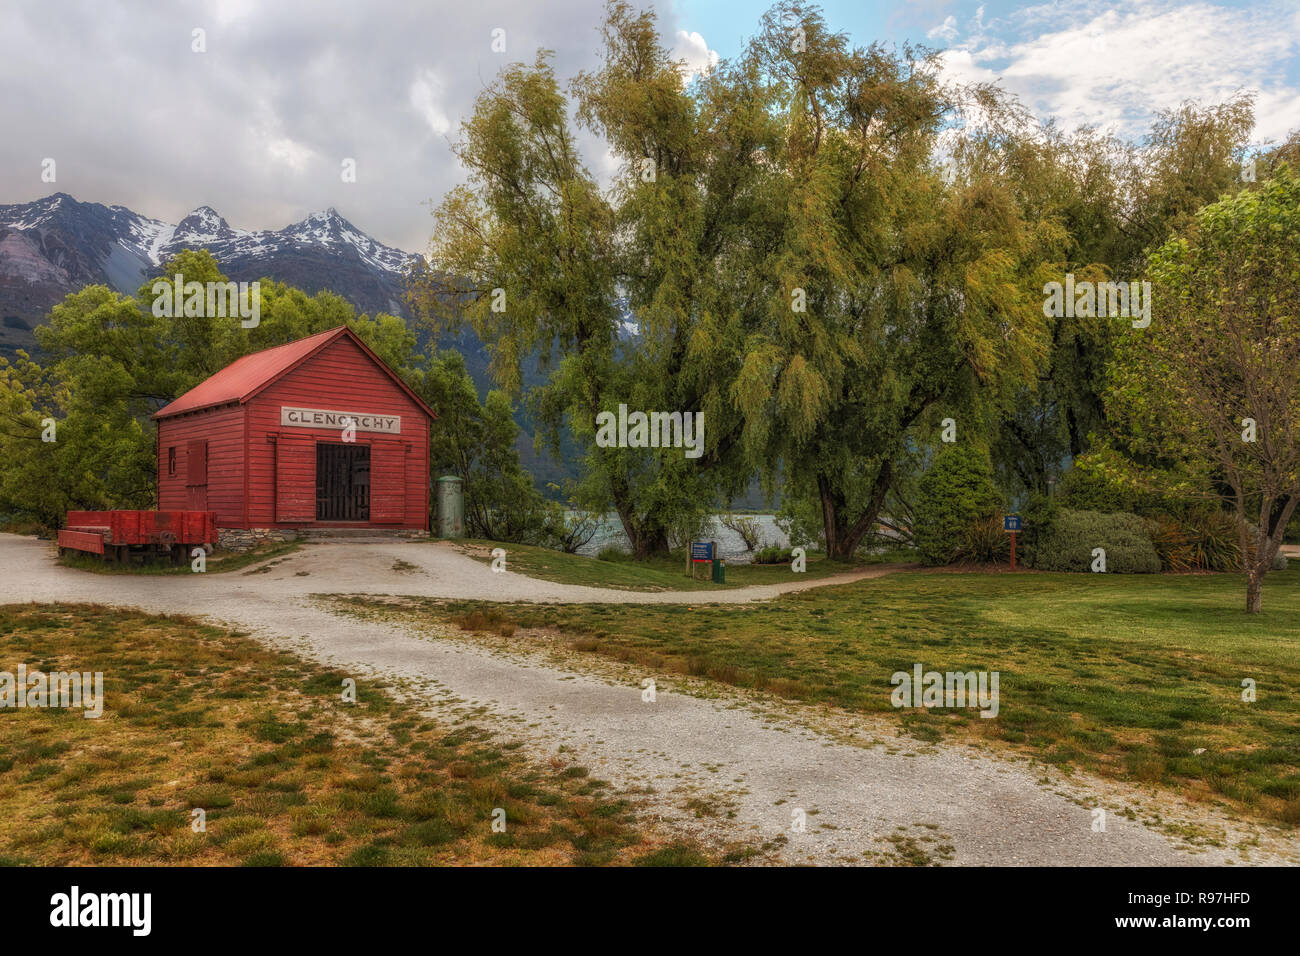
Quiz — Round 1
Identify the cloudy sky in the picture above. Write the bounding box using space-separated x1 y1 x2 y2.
2 0 1296 253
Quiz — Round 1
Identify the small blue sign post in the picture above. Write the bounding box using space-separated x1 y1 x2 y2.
1004 515 1021 569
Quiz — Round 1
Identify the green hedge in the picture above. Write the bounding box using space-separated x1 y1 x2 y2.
914 445 1001 565
1030 508 1161 573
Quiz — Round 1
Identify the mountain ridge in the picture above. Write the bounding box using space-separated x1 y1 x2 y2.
0 193 419 354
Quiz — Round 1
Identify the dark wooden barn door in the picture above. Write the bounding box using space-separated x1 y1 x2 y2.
316 443 370 521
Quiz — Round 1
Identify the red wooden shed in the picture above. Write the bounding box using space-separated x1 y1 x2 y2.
153 326 435 531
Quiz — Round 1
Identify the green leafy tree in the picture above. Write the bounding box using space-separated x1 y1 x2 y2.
412 3 761 557
993 97 1256 496
0 287 160 524
730 3 1052 559
423 349 548 542
1107 165 1300 612
414 1 1056 561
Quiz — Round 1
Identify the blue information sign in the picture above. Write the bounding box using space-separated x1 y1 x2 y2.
690 541 714 562
1004 515 1022 532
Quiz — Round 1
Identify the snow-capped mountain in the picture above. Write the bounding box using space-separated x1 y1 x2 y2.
0 193 419 353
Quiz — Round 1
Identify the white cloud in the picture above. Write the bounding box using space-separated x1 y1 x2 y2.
408 69 451 137
928 16 959 44
672 29 719 82
251 102 316 173
210 0 257 27
933 0 1299 144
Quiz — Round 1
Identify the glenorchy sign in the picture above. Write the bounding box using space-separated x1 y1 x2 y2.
280 406 401 434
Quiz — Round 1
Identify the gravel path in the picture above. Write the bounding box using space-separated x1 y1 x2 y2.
2 533 1294 866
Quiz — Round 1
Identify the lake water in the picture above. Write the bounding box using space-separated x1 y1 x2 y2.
575 513 792 565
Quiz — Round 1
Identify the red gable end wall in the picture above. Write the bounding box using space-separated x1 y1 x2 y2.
242 334 429 529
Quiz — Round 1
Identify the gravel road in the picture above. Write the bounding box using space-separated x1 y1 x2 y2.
1 533 1293 866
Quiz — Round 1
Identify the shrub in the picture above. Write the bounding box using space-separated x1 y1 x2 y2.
914 446 1001 565
1145 515 1196 571
542 507 600 554
1019 492 1058 567
1184 507 1241 571
959 514 1011 563
1032 509 1161 573
753 546 794 565
774 493 824 550
1145 506 1246 572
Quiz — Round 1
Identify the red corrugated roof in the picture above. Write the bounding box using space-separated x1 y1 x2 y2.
153 326 436 421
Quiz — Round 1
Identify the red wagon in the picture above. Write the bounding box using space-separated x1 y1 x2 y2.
58 510 218 564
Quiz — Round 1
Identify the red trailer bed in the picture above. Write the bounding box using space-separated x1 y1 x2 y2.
59 510 218 563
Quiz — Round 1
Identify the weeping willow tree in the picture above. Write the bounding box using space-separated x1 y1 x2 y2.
412 0 1058 559
729 3 1057 558
411 2 767 556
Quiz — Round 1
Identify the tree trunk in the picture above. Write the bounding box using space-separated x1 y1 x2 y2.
1246 568 1263 614
818 463 892 561
818 474 843 559
1241 495 1297 614
611 486 671 560
630 528 671 560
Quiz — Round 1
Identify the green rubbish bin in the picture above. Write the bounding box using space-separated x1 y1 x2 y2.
711 558 725 583
436 475 465 538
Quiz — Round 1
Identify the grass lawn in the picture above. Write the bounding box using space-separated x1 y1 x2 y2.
353 567 1300 826
453 538 862 591
56 541 302 575
0 604 711 866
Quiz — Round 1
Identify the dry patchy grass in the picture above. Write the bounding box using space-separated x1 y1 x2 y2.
0 604 710 867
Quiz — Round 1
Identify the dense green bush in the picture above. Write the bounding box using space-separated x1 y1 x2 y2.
1018 492 1059 567
914 446 1001 565
1031 508 1161 573
1058 449 1167 516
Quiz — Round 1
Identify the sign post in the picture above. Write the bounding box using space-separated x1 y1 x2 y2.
1004 515 1021 570
689 540 714 580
